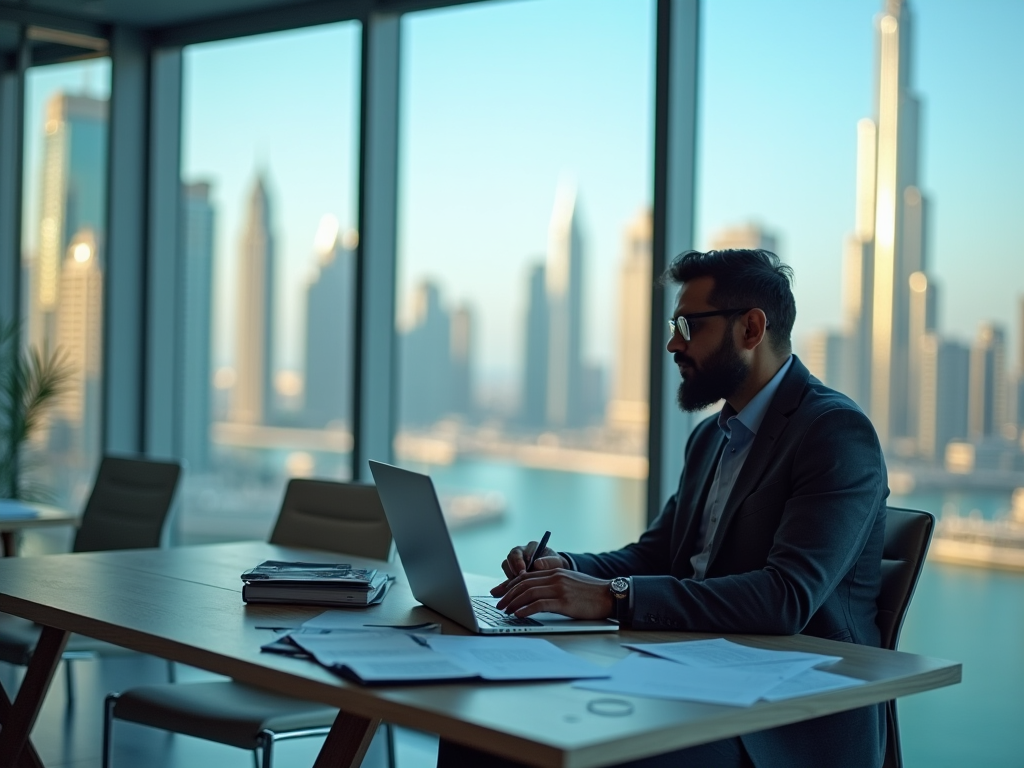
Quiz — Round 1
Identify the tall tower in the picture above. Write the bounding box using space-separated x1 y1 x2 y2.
708 222 778 253
968 324 1007 441
29 93 108 353
607 209 652 432
545 182 584 428
54 229 103 459
521 262 549 427
398 281 451 427
845 0 931 446
303 216 356 429
181 182 215 471
230 174 276 425
449 305 473 417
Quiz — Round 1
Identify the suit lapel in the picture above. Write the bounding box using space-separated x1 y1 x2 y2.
706 357 811 568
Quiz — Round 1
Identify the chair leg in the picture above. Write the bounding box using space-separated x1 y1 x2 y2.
385 723 397 768
166 660 176 683
258 730 274 768
102 694 118 768
64 659 74 711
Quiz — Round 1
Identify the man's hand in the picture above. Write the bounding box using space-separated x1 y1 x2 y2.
492 569 615 620
493 541 568 588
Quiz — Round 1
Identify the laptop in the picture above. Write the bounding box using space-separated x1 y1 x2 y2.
368 461 618 635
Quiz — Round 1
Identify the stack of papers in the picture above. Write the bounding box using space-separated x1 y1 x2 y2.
573 638 864 707
287 630 609 685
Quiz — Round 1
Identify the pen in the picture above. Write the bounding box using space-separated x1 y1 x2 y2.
525 530 551 572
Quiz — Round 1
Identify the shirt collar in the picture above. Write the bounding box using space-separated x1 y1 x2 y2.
718 355 793 437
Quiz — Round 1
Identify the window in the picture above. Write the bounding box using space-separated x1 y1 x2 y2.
698 2 1024 764
396 0 655 575
19 58 110 521
178 22 361 544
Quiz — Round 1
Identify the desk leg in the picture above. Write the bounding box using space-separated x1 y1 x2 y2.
0 625 69 768
312 711 380 768
1 531 15 557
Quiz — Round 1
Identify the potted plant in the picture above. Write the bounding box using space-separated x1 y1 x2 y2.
0 320 74 501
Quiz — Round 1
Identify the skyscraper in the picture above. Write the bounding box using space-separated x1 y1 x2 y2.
843 0 932 445
968 324 1007 441
181 182 215 471
399 280 451 427
707 222 778 253
545 182 584 428
521 262 549 427
303 216 356 429
906 271 937 438
607 209 652 432
54 229 103 459
917 334 970 461
29 93 108 353
449 305 474 417
229 174 276 426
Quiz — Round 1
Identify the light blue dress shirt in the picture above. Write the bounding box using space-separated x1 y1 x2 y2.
689 355 793 580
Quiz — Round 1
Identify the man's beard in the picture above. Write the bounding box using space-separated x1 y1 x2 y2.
676 330 749 413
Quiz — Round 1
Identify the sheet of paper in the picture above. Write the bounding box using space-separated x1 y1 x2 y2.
291 630 476 682
761 668 865 701
573 653 784 707
423 635 609 681
624 638 841 673
300 610 439 633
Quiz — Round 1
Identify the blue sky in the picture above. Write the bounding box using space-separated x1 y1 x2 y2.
21 0 1024 385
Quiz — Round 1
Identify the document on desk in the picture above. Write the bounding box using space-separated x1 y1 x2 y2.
624 638 841 679
573 653 785 706
761 669 865 701
300 610 441 633
291 630 477 683
422 636 609 681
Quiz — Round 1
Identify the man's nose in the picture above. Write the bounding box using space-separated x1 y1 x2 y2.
667 333 686 355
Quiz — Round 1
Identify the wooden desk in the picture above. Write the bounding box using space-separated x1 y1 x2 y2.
0 542 960 768
0 501 78 557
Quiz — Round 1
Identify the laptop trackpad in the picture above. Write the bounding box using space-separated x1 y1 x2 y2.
474 596 573 622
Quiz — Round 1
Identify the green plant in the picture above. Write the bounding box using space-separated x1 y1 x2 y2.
0 320 75 501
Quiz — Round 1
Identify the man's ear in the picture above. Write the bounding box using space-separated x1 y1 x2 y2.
740 309 768 351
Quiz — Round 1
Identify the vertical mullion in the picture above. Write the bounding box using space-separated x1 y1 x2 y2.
647 0 700 523
351 11 401 480
0 30 27 331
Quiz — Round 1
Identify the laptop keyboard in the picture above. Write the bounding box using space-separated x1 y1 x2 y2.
471 597 542 627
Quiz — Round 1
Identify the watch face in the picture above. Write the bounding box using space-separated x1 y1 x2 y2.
611 577 629 596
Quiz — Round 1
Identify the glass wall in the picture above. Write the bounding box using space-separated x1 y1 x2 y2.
698 1 1024 764
177 22 361 544
395 0 655 576
17 58 110 519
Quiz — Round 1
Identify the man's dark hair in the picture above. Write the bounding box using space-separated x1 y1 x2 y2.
662 249 796 355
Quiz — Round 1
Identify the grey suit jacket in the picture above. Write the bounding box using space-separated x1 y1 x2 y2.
570 356 889 768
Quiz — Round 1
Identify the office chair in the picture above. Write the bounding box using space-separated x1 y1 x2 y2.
0 455 182 707
877 506 935 768
103 478 395 768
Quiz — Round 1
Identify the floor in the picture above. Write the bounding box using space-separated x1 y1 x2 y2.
0 655 441 768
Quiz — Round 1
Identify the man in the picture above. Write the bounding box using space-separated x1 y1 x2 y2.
440 249 889 768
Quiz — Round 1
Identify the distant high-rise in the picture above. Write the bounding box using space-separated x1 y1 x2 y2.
450 305 474 417
545 182 585 428
521 262 549 427
805 330 849 393
708 222 778 253
399 281 451 427
303 216 356 429
181 182 215 470
843 0 931 445
229 174 276 426
607 209 652 431
968 324 1007 440
918 334 970 461
54 229 103 457
906 271 937 438
29 93 108 353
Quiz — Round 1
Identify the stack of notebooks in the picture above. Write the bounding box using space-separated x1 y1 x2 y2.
241 561 390 606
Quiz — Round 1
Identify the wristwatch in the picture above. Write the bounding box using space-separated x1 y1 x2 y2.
610 576 630 601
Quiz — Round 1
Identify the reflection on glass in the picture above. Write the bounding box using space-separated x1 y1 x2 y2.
178 22 361 543
396 0 654 572
20 60 110 515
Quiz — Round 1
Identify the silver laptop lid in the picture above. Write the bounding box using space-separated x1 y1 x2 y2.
368 461 479 631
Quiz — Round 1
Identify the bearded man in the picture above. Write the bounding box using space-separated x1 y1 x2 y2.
441 249 890 768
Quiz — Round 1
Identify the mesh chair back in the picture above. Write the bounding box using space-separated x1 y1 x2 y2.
877 505 934 768
72 456 182 553
270 479 392 560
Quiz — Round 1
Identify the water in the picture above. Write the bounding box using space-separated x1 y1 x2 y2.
431 459 1023 768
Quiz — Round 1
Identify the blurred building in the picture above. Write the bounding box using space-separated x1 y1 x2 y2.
917 334 970 462
607 209 652 432
28 93 108 353
180 182 215 472
450 304 474 416
303 216 355 430
520 262 549 427
968 324 1008 441
399 280 452 427
707 222 777 252
842 0 933 447
229 173 276 426
804 331 849 394
54 229 103 459
545 181 585 428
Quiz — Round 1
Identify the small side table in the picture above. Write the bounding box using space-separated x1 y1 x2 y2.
0 500 80 556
